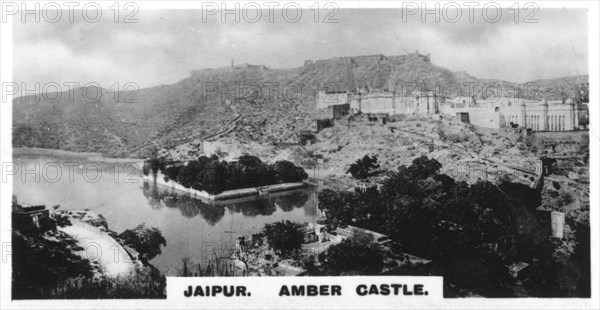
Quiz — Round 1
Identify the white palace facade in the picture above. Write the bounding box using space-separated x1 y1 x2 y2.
316 90 580 131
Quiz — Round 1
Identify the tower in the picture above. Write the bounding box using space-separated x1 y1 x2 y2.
519 99 527 129
541 98 549 131
568 98 577 130
230 58 234 69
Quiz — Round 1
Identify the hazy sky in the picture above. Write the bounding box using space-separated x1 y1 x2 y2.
14 8 588 89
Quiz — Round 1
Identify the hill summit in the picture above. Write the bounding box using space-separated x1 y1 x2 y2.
13 52 587 157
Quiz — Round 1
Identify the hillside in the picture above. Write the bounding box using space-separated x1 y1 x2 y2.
529 75 589 102
12 53 588 157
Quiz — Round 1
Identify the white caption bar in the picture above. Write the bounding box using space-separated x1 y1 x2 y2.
167 276 443 309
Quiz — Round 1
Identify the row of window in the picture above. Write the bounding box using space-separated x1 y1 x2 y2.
508 114 570 131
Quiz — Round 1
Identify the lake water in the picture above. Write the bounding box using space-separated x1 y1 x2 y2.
12 150 318 276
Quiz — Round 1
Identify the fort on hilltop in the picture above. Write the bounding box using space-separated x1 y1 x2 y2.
304 51 431 67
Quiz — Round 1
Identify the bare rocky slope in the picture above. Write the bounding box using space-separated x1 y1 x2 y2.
13 53 588 157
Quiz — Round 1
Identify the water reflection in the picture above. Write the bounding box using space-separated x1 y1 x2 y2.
14 151 319 274
226 198 277 217
142 182 311 225
142 183 225 225
273 192 309 212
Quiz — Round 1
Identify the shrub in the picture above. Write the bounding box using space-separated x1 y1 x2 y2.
118 224 167 262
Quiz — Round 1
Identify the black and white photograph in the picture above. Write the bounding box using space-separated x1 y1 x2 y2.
0 1 598 308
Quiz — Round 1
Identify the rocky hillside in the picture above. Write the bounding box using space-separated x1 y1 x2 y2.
13 53 588 157
529 75 589 102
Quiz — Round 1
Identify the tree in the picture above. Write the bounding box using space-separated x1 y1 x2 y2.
405 155 442 179
238 154 263 168
118 224 167 261
225 161 244 191
318 232 384 275
176 160 202 188
573 83 589 104
318 155 561 296
143 157 163 176
275 160 308 183
146 154 308 193
238 155 266 187
347 155 380 179
12 230 94 299
201 161 227 194
253 163 277 187
262 221 304 257
317 189 356 226
163 164 182 181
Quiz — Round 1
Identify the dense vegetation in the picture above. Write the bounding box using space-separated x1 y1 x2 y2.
12 226 94 298
12 202 166 299
318 156 589 297
262 221 305 257
144 155 308 195
318 231 384 275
